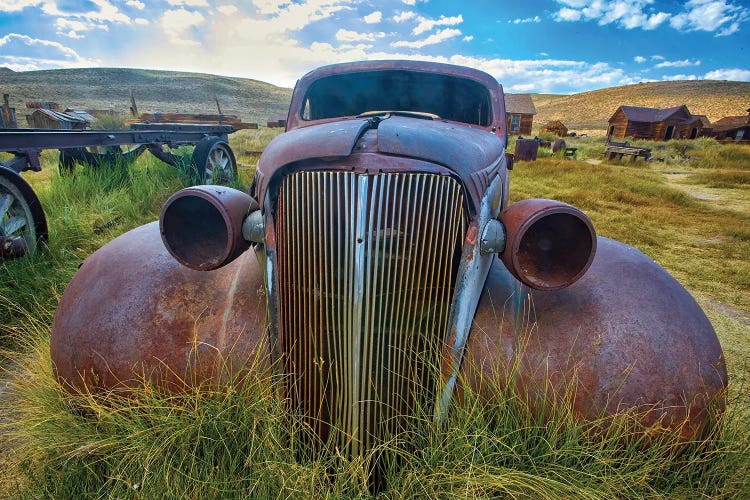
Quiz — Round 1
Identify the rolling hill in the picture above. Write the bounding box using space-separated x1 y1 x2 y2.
2 67 749 131
0 67 292 126
532 80 750 130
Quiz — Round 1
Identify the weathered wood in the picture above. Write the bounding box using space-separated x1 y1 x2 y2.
603 143 651 161
1 94 18 128
515 138 539 162
130 112 259 130
607 105 703 141
541 120 568 137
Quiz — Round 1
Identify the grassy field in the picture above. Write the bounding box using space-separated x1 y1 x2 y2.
1 131 748 497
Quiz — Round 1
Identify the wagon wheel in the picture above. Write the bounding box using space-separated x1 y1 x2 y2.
191 137 237 185
0 170 48 258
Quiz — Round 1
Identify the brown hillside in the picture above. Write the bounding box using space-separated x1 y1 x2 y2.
533 80 750 130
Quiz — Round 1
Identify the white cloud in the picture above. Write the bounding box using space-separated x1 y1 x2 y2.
670 0 747 36
463 35 474 42
413 14 463 35
167 0 209 6
335 29 383 42
159 8 205 46
654 58 701 68
126 0 145 10
634 55 646 63
40 0 130 24
394 11 415 22
135 18 149 25
705 68 750 81
554 0 747 35
392 28 462 48
511 16 541 24
0 0 42 12
0 33 98 70
217 5 238 15
402 0 416 4
364 11 381 24
55 17 105 35
557 7 582 21
661 74 699 81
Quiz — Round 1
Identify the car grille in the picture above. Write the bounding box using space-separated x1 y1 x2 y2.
275 171 466 455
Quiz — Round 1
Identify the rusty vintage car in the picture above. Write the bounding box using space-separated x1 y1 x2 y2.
51 61 727 457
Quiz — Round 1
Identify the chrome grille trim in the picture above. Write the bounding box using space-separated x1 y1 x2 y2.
276 171 466 454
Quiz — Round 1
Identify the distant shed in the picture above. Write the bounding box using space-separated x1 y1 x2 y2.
267 114 287 128
540 120 568 137
26 108 94 129
607 105 704 141
709 108 750 142
504 94 536 135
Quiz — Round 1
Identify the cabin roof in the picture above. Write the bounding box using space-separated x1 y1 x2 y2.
504 94 537 115
712 115 749 132
32 108 93 124
615 104 690 123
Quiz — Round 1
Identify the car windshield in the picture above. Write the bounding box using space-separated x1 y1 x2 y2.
301 69 493 126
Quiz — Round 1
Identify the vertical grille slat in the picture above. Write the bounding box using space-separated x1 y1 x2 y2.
276 171 465 455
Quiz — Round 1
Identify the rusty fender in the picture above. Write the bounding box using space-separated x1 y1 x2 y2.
463 236 728 440
50 221 268 393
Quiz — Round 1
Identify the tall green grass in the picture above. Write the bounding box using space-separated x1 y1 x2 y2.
0 153 189 337
1 315 748 498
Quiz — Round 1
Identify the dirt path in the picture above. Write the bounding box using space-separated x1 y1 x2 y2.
660 170 750 213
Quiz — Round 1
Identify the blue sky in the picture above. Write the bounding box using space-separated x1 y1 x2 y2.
0 0 748 93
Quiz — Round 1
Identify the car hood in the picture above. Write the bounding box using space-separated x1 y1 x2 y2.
255 116 505 207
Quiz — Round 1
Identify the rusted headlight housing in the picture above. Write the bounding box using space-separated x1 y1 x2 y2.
160 186 259 270
482 199 596 291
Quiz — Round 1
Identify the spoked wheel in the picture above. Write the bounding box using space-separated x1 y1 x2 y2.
0 169 48 258
191 137 237 185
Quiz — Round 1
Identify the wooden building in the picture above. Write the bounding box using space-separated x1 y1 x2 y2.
504 94 536 135
708 108 750 142
540 120 568 137
607 105 704 141
26 108 94 129
267 115 287 128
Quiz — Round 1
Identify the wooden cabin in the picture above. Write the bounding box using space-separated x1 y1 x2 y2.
26 108 93 129
607 105 704 141
540 120 568 137
504 94 536 135
709 108 750 142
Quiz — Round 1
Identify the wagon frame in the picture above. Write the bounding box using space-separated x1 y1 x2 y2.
0 123 239 258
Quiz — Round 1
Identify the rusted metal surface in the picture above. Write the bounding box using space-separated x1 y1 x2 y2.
255 115 506 215
50 221 268 393
0 236 27 258
464 236 727 440
49 59 727 452
160 185 257 270
498 199 596 291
